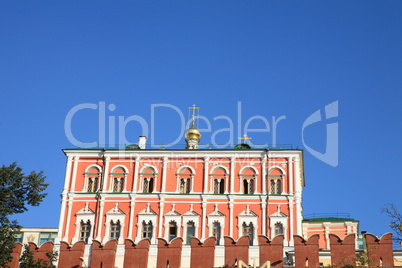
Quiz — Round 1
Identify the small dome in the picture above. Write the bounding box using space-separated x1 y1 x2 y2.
234 143 251 150
185 127 201 140
126 144 140 150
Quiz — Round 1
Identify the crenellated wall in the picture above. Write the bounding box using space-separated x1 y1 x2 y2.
9 233 399 268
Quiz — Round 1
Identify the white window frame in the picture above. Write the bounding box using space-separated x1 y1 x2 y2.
136 204 158 244
140 165 158 193
239 166 259 194
176 166 196 193
104 204 126 244
82 165 102 192
72 203 95 244
268 166 287 195
109 165 128 192
209 166 229 194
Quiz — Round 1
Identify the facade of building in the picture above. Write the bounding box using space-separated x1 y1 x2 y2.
15 228 58 246
302 215 359 249
55 120 306 267
9 121 402 267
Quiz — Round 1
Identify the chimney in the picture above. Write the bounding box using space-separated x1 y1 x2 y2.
139 136 147 149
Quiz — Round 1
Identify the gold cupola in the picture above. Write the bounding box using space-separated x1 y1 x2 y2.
185 104 201 149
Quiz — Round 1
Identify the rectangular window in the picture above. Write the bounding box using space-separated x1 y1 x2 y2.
214 179 219 194
14 233 23 243
180 178 190 194
242 224 253 245
80 221 91 243
274 223 283 235
142 222 153 239
186 222 195 244
212 223 221 245
270 180 276 194
87 177 99 192
110 222 121 240
169 222 177 241
39 232 57 245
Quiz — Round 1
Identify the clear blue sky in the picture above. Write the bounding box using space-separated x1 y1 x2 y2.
1 1 401 240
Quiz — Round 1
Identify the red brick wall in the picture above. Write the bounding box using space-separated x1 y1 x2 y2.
58 241 85 268
123 238 150 268
156 238 183 268
29 241 54 263
7 243 23 268
329 233 356 267
365 232 394 267
224 236 249 267
190 237 216 268
8 233 398 267
89 240 118 268
258 235 284 267
294 234 319 268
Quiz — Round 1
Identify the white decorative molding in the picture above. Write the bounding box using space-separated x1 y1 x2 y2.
207 204 226 245
237 205 259 245
104 203 126 244
182 204 201 244
136 203 158 244
269 205 288 241
72 203 95 244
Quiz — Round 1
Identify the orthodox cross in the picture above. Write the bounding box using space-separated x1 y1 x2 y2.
188 104 200 127
239 134 252 144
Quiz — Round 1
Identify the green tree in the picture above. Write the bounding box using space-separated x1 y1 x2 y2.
0 162 48 267
19 244 58 268
382 203 402 243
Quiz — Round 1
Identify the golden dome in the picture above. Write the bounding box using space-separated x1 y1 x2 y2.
185 127 201 140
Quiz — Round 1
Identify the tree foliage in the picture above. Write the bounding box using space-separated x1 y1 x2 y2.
382 203 402 243
19 244 58 268
0 162 48 267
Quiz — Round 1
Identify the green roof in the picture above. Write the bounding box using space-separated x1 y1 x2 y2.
303 217 357 222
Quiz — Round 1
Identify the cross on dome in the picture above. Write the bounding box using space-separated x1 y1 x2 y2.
239 134 252 144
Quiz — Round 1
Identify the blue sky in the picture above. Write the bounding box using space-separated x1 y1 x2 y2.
1 1 401 241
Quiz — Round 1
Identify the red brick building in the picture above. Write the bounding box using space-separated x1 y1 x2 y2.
55 119 306 267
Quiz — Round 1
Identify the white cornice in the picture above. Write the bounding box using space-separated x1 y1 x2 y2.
63 149 303 159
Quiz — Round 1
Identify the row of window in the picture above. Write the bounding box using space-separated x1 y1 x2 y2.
87 177 282 195
84 166 285 195
78 220 284 246
86 176 283 195
14 232 58 245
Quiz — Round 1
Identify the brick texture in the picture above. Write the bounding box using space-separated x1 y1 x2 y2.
123 238 151 268
294 234 319 268
224 236 249 267
258 235 284 267
156 238 183 268
190 237 216 268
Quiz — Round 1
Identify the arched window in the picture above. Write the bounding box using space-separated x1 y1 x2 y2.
212 221 221 245
242 222 254 245
168 221 177 241
269 168 283 195
186 221 195 244
274 223 283 236
241 168 256 194
141 167 156 193
178 167 193 194
79 220 91 243
142 221 153 239
111 167 126 192
212 167 226 194
85 167 100 193
109 220 121 240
